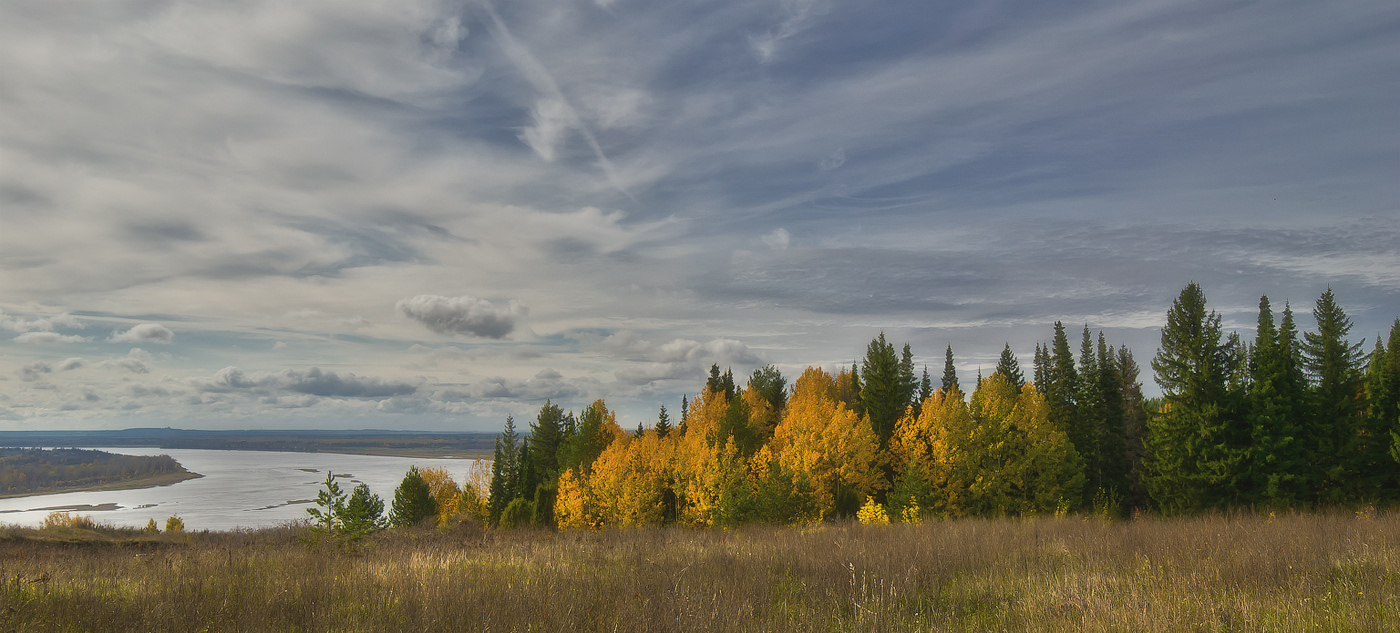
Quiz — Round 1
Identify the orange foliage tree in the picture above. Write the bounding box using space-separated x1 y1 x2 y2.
768 367 886 517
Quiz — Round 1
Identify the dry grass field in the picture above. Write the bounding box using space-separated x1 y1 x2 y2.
1 511 1397 632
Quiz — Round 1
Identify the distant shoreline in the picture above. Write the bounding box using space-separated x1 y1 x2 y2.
0 470 203 500
0 428 495 461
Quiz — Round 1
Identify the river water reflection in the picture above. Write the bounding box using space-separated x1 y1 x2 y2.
0 448 480 531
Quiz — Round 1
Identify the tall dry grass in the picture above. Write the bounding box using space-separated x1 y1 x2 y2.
1 511 1396 632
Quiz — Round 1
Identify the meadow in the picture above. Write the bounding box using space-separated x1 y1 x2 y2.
1 510 1396 632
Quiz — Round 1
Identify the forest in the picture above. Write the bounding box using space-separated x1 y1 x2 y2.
0 447 194 497
385 282 1400 532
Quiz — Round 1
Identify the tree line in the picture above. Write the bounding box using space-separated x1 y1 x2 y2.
339 282 1399 533
0 448 188 496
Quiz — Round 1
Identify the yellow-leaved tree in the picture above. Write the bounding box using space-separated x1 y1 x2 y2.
890 386 972 518
418 467 462 527
768 367 886 517
587 428 677 527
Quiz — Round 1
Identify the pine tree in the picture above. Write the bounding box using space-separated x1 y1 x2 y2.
389 466 438 527
994 343 1025 389
680 395 689 436
1362 336 1395 500
1302 288 1366 503
656 404 672 438
1146 282 1244 512
941 345 959 395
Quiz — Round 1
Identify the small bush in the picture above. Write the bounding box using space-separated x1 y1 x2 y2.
143 518 160 534
41 512 97 530
165 515 185 533
856 498 889 525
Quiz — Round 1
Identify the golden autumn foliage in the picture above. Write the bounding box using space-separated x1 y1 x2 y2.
769 367 886 516
417 467 461 528
587 429 677 527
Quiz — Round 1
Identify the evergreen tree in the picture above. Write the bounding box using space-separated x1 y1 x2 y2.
994 343 1025 389
1362 336 1396 501
1045 322 1080 449
342 483 387 537
559 400 615 473
679 395 689 436
530 401 564 483
749 365 788 415
707 365 737 402
1146 282 1244 512
487 416 521 525
917 365 933 412
1303 288 1366 502
1033 343 1049 394
1116 345 1150 510
1075 326 1105 503
899 343 918 411
389 466 438 527
1247 296 1308 507
941 345 959 395
860 332 905 450
1096 333 1129 504
655 404 672 438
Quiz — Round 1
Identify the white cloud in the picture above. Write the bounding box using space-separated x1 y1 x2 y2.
397 294 526 339
111 323 174 344
13 332 91 344
58 357 87 371
762 228 791 250
19 362 52 382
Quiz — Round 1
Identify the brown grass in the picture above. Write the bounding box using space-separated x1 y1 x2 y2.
1 511 1397 632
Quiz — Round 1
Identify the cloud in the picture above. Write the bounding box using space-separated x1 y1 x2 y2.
0 310 80 333
761 228 791 250
57 357 86 371
612 337 763 385
198 366 418 399
397 294 526 339
19 362 53 382
110 323 174 344
13 332 91 344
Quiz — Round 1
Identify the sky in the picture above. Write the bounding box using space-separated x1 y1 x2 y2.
1 0 1397 432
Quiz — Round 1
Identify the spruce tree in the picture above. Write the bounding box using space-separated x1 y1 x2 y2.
860 332 905 450
680 395 689 436
1146 282 1243 512
994 343 1025 389
899 343 918 411
1362 337 1395 500
1097 333 1129 504
1248 296 1308 507
1302 288 1366 502
655 404 672 438
1116 345 1150 510
941 345 959 395
488 416 521 525
1075 326 1105 502
917 365 933 412
1045 322 1080 447
1032 343 1049 393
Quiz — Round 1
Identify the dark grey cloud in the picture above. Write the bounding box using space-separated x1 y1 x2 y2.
397 295 526 339
200 366 417 399
18 362 52 382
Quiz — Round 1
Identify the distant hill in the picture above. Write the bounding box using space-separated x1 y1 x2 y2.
0 428 496 459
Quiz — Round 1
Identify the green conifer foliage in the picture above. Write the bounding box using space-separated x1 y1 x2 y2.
941 345 959 395
389 466 439 528
1248 296 1308 507
860 332 905 450
994 343 1025 389
1146 282 1243 513
1302 288 1366 503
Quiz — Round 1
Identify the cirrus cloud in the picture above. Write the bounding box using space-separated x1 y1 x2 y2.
13 332 91 344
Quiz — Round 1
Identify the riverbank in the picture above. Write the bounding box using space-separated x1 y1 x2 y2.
0 470 202 500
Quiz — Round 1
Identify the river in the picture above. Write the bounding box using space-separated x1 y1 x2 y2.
0 447 482 531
